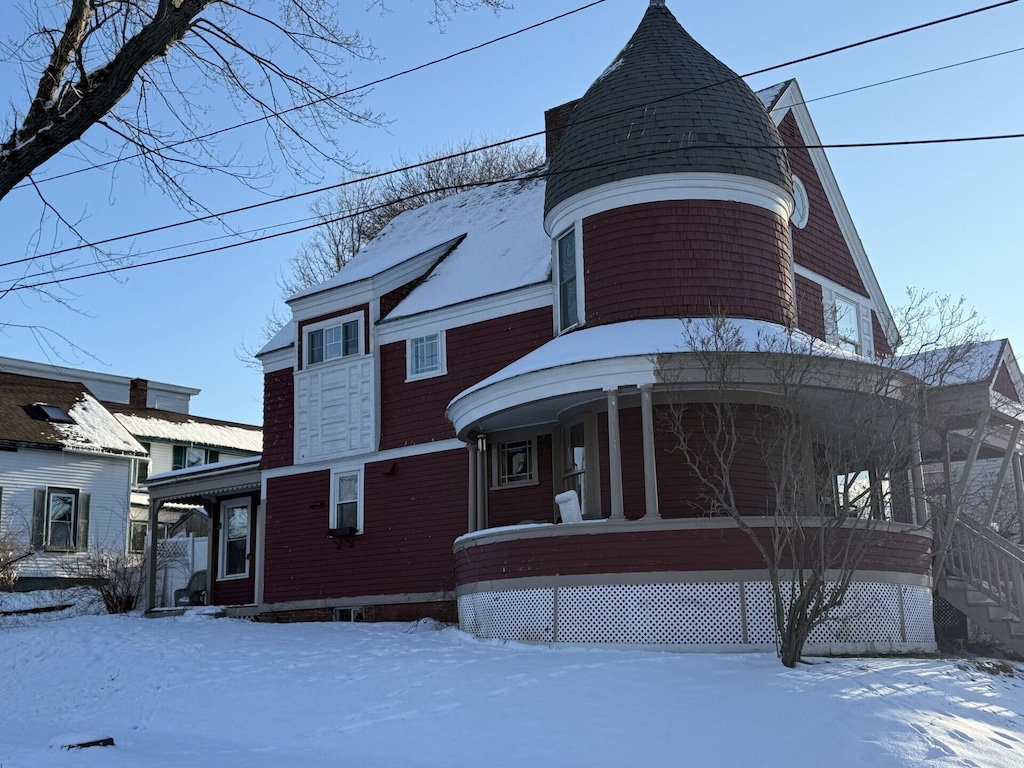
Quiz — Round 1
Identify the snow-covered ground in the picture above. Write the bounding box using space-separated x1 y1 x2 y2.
2 604 1024 767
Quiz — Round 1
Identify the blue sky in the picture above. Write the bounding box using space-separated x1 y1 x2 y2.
1 0 1021 425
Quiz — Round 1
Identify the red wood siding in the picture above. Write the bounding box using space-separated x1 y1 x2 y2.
454 527 931 586
486 434 556 527
582 200 794 327
380 279 420 321
261 368 294 470
209 493 259 606
596 404 776 519
296 302 371 370
378 308 553 449
262 451 468 604
994 361 1021 402
872 310 893 358
781 112 869 298
796 274 826 341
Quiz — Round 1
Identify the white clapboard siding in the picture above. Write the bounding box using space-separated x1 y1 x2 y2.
0 447 133 566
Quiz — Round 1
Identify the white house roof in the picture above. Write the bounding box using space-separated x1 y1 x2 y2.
289 175 551 317
110 409 263 453
258 320 296 358
54 391 148 456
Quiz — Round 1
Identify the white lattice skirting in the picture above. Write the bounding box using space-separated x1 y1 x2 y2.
458 579 936 654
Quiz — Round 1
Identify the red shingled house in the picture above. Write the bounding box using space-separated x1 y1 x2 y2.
147 1 1024 655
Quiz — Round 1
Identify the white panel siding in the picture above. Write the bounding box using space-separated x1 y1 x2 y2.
148 443 176 476
294 358 375 463
0 447 133 576
147 387 190 414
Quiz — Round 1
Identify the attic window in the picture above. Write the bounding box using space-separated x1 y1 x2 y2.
37 403 73 423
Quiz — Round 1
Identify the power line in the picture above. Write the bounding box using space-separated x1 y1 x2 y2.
16 42 1020 283
7 131 1024 293
11 0 611 191
5 0 1019 269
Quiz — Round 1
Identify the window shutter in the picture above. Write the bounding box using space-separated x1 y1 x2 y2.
77 493 91 552
0 486 4 528
32 489 45 550
208 450 219 464
172 445 185 470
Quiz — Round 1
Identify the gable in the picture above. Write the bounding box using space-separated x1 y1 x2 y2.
993 361 1020 403
765 80 899 352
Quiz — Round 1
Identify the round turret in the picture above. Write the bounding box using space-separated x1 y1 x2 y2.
545 0 791 220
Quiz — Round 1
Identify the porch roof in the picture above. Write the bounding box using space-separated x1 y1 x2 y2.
446 317 859 438
145 456 261 504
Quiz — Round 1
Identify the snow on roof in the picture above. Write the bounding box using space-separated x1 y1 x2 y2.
386 178 550 319
452 318 858 403
756 81 791 111
897 339 1004 387
54 392 147 456
113 412 263 453
289 175 550 313
257 320 296 357
146 455 262 485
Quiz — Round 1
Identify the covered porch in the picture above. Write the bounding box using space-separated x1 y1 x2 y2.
446 318 937 652
143 457 262 613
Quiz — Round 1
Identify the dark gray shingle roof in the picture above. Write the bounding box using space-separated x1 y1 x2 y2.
545 1 791 218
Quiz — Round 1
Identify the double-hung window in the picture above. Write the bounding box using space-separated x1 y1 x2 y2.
307 317 360 366
557 228 580 332
834 296 862 354
46 487 79 550
407 332 446 380
331 471 362 534
220 499 250 579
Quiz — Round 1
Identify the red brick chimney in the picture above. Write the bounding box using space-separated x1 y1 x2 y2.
129 378 149 409
544 99 579 159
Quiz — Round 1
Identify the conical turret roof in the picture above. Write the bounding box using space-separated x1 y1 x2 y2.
545 1 791 218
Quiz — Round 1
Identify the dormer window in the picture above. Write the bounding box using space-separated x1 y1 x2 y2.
306 316 361 367
556 227 581 332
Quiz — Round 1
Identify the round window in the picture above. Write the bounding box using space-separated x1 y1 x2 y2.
791 175 809 229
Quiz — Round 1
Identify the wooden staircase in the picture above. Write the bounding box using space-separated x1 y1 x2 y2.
935 513 1024 656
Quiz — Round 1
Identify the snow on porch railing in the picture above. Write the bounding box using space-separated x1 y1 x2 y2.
937 512 1024 620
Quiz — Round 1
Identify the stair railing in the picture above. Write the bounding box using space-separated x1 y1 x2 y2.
935 513 1024 621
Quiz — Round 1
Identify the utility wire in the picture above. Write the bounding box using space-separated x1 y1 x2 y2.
4 0 1019 269
7 130 1024 293
11 0 611 191
15 42 1022 282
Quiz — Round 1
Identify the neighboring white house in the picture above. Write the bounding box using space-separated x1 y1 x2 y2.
0 372 145 583
0 358 262 583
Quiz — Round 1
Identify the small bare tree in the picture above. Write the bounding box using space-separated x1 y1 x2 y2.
656 292 984 667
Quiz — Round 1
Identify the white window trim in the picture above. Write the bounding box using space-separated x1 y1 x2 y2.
491 437 539 489
303 311 363 369
218 498 251 581
791 175 809 229
822 288 874 358
45 486 79 552
553 221 585 335
405 330 447 382
330 469 364 534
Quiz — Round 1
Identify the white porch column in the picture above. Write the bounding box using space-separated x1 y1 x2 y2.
467 441 479 533
254 502 266 606
475 435 488 531
640 385 661 520
909 422 929 527
144 498 160 612
605 388 625 520
984 422 1022 526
